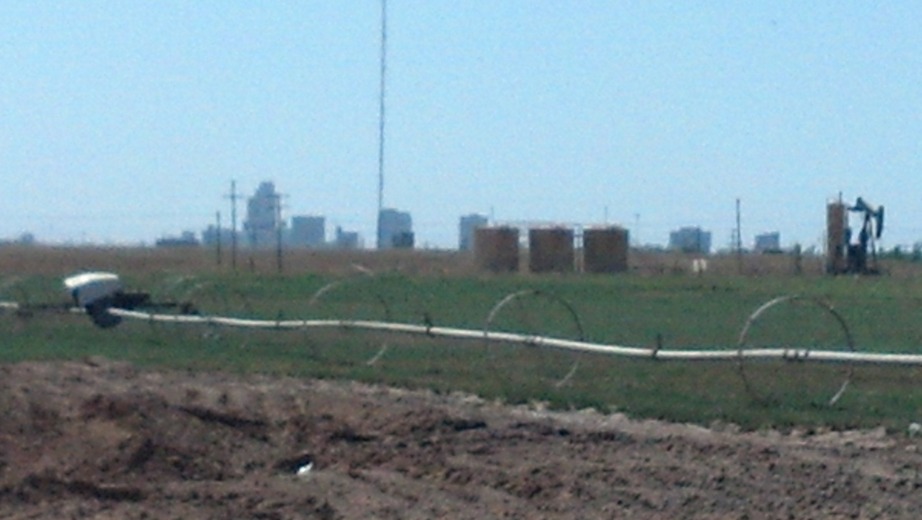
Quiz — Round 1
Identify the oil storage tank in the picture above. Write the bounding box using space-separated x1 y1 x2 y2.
584 226 629 274
528 227 574 273
826 201 847 274
474 227 520 272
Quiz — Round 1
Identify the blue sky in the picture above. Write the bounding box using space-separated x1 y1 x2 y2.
2 2 920 249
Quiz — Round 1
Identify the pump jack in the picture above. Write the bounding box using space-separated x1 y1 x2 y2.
846 197 884 274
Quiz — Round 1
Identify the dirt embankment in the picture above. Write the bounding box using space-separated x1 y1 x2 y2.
0 359 919 519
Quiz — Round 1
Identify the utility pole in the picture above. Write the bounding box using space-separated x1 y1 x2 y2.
634 213 640 247
735 198 743 274
215 211 222 266
225 180 240 271
273 192 288 274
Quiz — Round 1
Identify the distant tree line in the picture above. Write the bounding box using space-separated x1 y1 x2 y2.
879 243 922 262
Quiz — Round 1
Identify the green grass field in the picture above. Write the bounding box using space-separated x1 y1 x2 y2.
3 262 922 432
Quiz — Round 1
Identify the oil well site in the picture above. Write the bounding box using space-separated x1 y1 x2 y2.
2 211 922 518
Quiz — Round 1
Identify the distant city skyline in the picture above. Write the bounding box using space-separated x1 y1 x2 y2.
0 175 903 254
3 4 921 250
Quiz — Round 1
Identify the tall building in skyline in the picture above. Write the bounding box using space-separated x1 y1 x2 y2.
289 215 325 248
754 232 781 253
201 224 237 248
458 213 488 251
377 208 413 249
669 226 712 254
335 226 360 249
244 181 283 249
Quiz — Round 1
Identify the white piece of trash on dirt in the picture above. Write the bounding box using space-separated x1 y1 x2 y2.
296 462 314 478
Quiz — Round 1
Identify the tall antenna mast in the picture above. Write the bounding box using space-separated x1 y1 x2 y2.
375 0 388 249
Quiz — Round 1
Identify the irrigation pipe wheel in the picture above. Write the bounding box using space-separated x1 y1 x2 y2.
181 280 256 350
484 289 585 388
0 276 69 335
307 277 393 367
737 295 855 406
139 275 200 345
0 276 32 335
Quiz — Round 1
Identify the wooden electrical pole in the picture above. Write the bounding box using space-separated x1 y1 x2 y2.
225 180 240 271
735 198 743 274
215 211 222 266
275 192 285 274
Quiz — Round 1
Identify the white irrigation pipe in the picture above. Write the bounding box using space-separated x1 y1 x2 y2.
0 301 86 316
106 308 922 366
5 299 922 366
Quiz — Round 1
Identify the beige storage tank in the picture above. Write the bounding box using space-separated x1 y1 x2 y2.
826 202 847 274
584 226 629 273
474 227 520 272
528 228 575 273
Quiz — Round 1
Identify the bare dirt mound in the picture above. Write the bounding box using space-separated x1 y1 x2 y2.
0 359 919 519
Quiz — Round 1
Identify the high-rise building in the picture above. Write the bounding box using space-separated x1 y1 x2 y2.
458 214 488 251
377 208 413 249
754 232 781 253
155 231 199 248
244 181 282 249
669 227 712 254
201 225 238 249
335 226 360 249
289 215 325 248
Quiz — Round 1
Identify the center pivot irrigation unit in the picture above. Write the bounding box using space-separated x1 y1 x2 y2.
4 271 922 405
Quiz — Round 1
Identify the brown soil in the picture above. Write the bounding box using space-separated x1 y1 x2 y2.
0 359 920 519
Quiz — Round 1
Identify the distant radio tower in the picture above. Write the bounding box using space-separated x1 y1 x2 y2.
375 0 388 249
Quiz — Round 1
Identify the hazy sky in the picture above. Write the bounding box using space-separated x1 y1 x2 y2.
3 2 920 249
